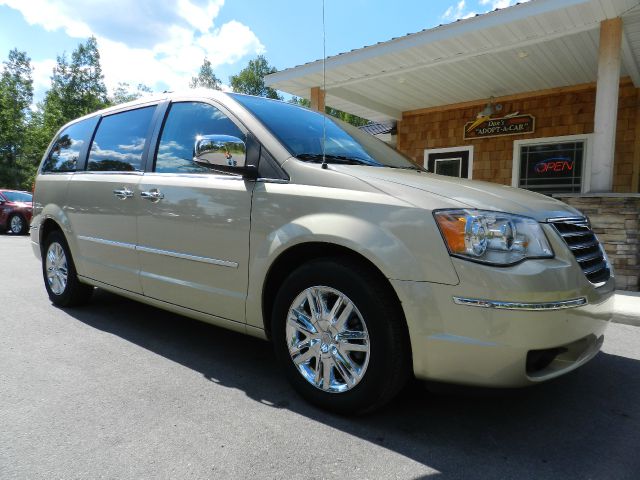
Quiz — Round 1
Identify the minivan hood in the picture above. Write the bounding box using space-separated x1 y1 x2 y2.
334 166 583 222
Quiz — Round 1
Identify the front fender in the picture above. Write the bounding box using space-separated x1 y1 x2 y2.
244 181 460 330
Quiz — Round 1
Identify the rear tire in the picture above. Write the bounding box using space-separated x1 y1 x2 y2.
272 257 411 414
42 231 93 307
8 214 28 235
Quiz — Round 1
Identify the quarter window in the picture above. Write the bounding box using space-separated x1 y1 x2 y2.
155 102 245 173
42 117 98 173
87 106 155 172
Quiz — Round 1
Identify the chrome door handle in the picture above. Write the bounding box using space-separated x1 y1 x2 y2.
140 189 165 202
113 188 134 200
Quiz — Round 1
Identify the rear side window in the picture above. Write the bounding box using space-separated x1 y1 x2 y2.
42 117 98 173
155 102 245 173
87 106 155 172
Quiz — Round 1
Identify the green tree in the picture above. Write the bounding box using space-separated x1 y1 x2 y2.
27 36 110 170
0 49 34 189
189 58 221 90
46 36 108 124
110 82 153 105
325 106 370 127
289 96 310 107
230 55 281 99
288 96 370 128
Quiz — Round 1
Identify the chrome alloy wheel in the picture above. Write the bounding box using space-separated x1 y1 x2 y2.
286 286 370 393
45 242 68 295
10 215 23 234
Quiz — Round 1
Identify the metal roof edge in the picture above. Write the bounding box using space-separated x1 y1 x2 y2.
265 0 603 87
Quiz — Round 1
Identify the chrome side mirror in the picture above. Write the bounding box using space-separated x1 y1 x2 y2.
194 135 247 173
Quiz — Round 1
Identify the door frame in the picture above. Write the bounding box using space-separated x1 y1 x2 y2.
424 145 474 179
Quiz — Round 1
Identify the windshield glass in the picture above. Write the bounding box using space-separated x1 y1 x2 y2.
2 191 32 202
230 94 423 170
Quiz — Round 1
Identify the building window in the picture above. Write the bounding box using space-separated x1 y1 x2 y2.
434 158 462 177
513 135 592 195
424 146 473 179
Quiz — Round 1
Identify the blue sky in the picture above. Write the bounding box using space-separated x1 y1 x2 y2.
0 0 519 101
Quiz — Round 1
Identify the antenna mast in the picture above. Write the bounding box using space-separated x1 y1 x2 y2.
321 0 328 169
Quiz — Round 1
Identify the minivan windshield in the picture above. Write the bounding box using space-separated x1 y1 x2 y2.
230 94 423 170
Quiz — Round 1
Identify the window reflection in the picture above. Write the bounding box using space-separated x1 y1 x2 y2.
43 117 98 172
155 102 245 174
87 106 155 172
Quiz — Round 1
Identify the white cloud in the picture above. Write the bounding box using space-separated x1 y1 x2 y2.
443 0 527 21
0 0 92 37
31 58 57 95
442 1 467 20
0 0 265 96
177 0 224 33
479 0 524 9
441 0 477 21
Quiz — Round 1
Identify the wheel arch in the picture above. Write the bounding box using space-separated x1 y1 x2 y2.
40 217 64 252
261 241 409 344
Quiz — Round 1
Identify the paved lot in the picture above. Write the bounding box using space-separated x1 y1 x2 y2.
1 234 639 479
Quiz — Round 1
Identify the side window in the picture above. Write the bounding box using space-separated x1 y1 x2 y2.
87 106 155 172
42 117 98 173
155 102 245 173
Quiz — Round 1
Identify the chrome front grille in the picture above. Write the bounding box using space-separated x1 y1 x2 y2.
549 218 611 286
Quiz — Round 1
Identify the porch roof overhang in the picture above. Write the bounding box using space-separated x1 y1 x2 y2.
265 0 640 122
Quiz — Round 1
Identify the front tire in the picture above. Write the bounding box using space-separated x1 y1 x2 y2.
42 231 93 307
8 214 28 235
272 257 411 414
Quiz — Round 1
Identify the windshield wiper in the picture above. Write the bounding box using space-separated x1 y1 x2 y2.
296 153 381 167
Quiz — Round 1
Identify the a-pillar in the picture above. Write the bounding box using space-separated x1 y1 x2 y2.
310 87 325 112
590 17 623 192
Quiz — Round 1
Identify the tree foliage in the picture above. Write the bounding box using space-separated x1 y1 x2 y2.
110 82 153 105
289 96 370 127
0 38 110 189
189 58 221 90
0 49 34 188
230 55 281 99
44 37 109 131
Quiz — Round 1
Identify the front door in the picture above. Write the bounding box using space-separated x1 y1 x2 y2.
136 101 253 323
424 147 473 178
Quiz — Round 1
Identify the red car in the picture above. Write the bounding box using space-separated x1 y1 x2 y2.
0 189 33 235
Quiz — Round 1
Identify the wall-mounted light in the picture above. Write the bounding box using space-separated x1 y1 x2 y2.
477 96 503 118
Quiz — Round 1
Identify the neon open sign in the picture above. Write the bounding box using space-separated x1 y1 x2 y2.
534 157 574 174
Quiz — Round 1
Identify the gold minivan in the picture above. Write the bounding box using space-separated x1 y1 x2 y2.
31 91 614 413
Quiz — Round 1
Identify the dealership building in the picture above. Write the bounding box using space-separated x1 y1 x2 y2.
266 0 640 290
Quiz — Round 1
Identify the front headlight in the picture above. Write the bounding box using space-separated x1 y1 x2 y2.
434 209 553 266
